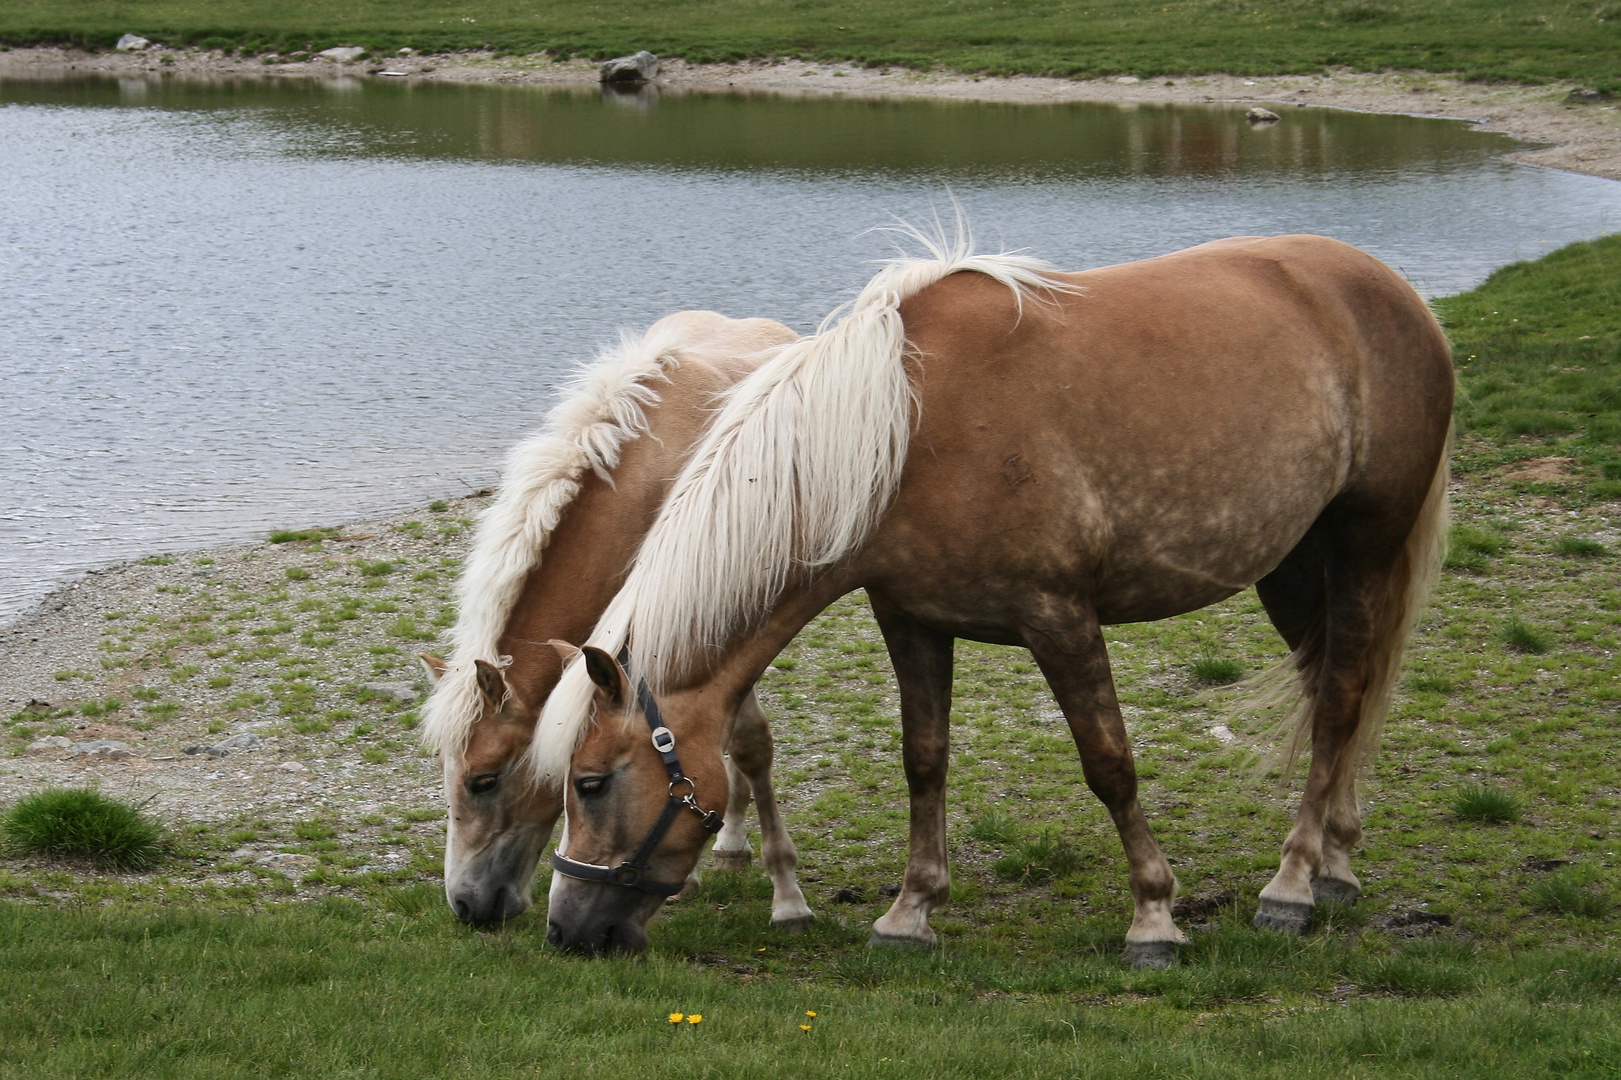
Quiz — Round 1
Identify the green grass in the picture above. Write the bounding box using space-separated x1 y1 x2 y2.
1438 234 1621 499
2 901 1619 1079
1553 535 1609 557
1 788 164 869
3 0 1620 86
1499 615 1550 654
267 528 339 544
1190 655 1244 685
1529 868 1614 918
1452 784 1522 824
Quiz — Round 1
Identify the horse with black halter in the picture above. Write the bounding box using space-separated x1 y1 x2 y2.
535 233 1452 965
419 311 814 933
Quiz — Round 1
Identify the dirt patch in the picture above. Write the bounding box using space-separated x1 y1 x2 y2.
3 46 1619 182
1499 456 1577 483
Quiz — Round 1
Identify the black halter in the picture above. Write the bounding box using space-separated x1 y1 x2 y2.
549 646 725 896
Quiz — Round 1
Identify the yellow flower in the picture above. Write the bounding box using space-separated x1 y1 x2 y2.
805 1010 817 1018
688 1015 704 1024
668 1013 684 1024
799 1024 813 1032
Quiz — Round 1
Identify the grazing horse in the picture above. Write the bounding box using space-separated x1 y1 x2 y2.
534 233 1452 965
418 310 814 930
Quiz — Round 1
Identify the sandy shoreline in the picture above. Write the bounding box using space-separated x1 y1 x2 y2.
4 45 1620 181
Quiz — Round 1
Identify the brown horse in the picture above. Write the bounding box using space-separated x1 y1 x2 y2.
536 233 1452 965
418 310 814 930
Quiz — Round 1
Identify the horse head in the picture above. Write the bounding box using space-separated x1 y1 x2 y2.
423 652 562 927
543 643 730 955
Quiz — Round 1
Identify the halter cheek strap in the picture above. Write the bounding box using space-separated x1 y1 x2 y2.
549 647 724 896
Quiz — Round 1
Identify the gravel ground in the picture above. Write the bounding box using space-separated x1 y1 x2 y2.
0 495 488 902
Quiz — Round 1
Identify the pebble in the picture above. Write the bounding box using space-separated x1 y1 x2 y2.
277 760 308 773
317 46 367 63
1246 107 1282 125
1209 725 1237 744
115 34 150 51
361 682 420 703
213 733 262 751
255 853 319 874
25 735 73 753
68 739 135 761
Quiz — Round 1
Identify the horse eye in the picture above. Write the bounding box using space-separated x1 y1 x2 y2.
575 775 608 797
468 773 499 795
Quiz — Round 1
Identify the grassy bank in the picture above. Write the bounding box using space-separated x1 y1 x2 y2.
4 237 1620 1073
3 0 1620 87
1437 233 1621 498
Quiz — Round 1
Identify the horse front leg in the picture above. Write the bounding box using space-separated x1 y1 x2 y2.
722 688 815 929
869 598 955 948
1023 603 1186 969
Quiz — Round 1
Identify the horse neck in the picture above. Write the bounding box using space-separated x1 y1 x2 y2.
499 365 742 709
665 569 858 734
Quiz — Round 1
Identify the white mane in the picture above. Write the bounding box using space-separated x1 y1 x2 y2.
419 321 697 758
529 226 1075 783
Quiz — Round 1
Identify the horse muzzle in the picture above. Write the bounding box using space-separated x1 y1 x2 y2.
545 876 661 955
448 880 531 927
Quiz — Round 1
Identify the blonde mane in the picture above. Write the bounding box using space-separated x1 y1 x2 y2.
529 227 1075 783
419 321 699 758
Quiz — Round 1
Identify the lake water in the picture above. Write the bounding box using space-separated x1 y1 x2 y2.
3 74 1620 624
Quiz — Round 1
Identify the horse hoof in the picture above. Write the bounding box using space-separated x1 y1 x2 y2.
709 849 752 871
868 929 937 950
1124 940 1179 969
1312 877 1360 905
1253 898 1313 935
771 914 816 935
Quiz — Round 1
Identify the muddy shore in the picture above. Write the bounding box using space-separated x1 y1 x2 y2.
4 45 1620 181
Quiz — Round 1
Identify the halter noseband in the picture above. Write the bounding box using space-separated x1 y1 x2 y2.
549 646 725 896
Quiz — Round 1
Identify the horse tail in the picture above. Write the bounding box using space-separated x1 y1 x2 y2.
1247 422 1451 777
528 227 1073 784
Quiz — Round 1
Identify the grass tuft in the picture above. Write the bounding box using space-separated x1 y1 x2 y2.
1190 656 1243 685
1452 783 1521 824
1499 615 1550 653
991 829 1086 884
268 528 338 544
0 788 164 869
1445 524 1505 570
1530 869 1613 917
967 809 1019 846
1553 535 1608 557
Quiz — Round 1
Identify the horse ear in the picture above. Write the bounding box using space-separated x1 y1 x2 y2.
472 659 509 706
546 639 583 666
418 653 449 686
580 646 627 710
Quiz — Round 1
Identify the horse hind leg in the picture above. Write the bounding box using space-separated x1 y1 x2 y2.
1252 535 1337 933
1254 465 1445 932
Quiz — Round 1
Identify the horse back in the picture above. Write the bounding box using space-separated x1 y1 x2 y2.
869 236 1452 628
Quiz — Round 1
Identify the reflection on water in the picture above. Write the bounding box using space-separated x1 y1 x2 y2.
2 73 1619 623
4 73 1546 178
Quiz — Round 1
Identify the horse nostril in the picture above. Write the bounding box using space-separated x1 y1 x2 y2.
546 921 564 947
453 898 473 923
